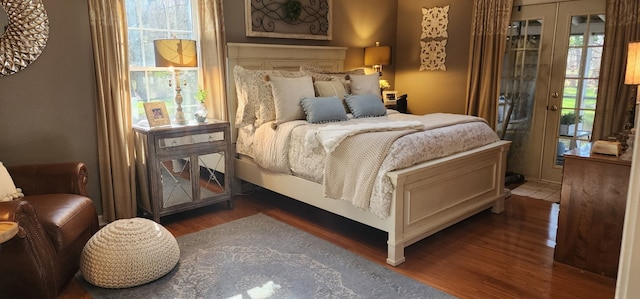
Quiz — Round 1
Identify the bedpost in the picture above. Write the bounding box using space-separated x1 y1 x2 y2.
387 241 406 266
386 174 406 266
491 197 506 214
491 141 510 214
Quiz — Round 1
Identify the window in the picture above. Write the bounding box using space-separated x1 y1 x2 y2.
126 0 199 125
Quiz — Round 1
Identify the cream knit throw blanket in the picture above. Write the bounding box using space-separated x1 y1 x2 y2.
323 128 418 209
321 113 486 211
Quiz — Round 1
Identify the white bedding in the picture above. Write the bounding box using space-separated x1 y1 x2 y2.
236 112 500 219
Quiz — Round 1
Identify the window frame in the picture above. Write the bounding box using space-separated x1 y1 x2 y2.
126 0 201 125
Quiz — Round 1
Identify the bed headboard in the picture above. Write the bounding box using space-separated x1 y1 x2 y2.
225 43 348 141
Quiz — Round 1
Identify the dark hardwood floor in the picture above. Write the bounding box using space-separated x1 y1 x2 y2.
59 188 616 299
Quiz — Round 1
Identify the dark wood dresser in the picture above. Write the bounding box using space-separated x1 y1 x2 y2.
555 144 631 278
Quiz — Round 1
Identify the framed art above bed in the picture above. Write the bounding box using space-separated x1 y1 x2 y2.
245 0 332 40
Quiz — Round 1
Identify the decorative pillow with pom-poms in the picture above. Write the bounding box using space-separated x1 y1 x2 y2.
0 162 24 202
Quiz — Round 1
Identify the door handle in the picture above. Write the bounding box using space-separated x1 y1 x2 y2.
548 104 558 111
551 92 560 98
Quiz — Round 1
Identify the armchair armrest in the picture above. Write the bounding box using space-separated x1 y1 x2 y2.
7 162 88 197
0 200 50 242
0 199 60 298
0 199 54 248
0 200 24 223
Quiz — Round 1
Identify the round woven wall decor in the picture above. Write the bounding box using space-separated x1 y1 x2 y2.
0 0 49 76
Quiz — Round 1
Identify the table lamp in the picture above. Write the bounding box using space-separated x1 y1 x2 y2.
364 42 391 75
154 39 197 125
625 42 640 130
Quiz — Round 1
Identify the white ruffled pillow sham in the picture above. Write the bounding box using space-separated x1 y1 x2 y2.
233 65 307 127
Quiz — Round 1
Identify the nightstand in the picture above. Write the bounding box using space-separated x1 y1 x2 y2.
133 121 233 222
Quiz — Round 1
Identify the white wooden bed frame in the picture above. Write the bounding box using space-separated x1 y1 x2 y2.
226 42 511 266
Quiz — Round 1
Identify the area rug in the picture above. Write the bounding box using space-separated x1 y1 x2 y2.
78 213 454 299
511 180 561 202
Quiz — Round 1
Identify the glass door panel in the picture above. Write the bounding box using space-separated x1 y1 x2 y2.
541 0 605 182
554 13 604 166
498 20 541 174
499 4 554 179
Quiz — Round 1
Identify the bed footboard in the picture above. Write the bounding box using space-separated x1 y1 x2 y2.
385 140 510 265
234 140 510 266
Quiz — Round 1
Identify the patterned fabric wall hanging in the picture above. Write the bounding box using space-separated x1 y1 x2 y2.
420 5 449 71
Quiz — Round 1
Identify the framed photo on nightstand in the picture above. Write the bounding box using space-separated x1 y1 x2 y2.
143 102 171 127
383 91 398 105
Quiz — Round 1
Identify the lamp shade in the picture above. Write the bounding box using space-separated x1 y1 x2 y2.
364 43 391 66
153 39 197 67
625 42 640 85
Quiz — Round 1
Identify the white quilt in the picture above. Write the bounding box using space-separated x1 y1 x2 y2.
237 112 500 219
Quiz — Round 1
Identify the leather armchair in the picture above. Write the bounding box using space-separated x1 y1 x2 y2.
0 162 99 299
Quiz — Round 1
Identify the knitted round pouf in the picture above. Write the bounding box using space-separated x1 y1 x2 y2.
80 218 180 288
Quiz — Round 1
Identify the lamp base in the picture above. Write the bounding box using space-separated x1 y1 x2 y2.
173 79 187 125
174 112 186 125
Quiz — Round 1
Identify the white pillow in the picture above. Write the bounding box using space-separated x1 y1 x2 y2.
0 162 24 202
270 76 316 126
350 74 381 98
314 80 349 112
314 80 347 98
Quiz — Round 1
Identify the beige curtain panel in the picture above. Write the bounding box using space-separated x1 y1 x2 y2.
465 0 513 131
88 0 137 221
198 0 229 121
592 0 640 141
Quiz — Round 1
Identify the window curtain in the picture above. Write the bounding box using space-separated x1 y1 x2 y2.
197 0 228 121
592 0 640 141
465 0 513 130
88 0 137 221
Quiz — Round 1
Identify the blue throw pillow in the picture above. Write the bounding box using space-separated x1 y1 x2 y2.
345 94 387 118
300 96 349 124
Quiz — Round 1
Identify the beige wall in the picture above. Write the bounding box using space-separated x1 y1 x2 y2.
0 1 101 210
395 0 473 115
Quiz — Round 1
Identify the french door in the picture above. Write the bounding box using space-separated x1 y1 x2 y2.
498 0 605 183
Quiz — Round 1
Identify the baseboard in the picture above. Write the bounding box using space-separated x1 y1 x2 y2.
97 214 107 228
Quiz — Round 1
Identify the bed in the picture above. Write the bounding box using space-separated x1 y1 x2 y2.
225 42 510 266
